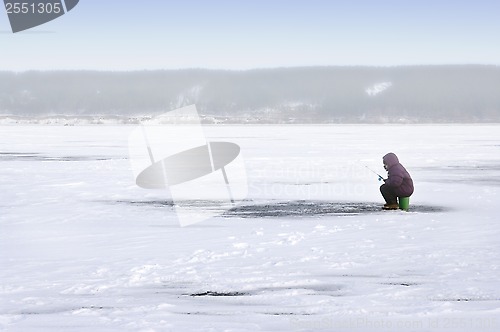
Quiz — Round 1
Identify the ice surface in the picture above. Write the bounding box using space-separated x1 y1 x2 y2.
1 125 499 331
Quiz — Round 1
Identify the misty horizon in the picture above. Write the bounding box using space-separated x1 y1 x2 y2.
2 63 500 73
2 65 500 124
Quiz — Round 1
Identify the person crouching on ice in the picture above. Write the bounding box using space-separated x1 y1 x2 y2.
380 152 414 210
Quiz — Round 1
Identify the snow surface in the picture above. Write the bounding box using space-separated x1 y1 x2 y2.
1 124 500 331
366 82 392 97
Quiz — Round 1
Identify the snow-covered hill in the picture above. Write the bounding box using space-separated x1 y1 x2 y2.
366 82 392 96
2 65 500 123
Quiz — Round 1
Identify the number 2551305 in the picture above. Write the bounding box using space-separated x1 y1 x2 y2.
5 2 62 14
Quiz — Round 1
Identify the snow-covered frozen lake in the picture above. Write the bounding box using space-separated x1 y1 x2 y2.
1 125 499 331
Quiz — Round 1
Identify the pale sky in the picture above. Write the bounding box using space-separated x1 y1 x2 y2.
1 0 500 71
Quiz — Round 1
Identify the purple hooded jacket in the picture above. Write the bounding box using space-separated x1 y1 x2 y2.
383 153 414 197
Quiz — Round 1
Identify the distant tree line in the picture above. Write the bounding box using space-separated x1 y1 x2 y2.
1 65 500 122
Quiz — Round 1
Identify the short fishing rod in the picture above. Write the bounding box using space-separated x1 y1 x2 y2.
364 165 385 181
